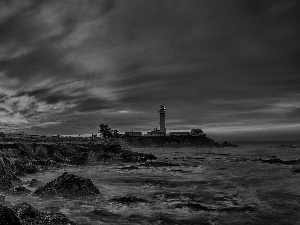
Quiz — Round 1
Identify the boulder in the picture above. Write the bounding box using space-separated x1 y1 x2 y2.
0 194 13 207
13 186 31 195
221 141 239 148
0 194 5 203
69 152 89 165
35 172 100 196
0 203 22 225
28 178 41 187
13 202 75 225
0 158 14 191
0 175 13 191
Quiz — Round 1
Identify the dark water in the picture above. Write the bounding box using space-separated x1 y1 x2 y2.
5 142 300 225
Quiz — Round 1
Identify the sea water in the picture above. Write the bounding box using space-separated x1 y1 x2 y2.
5 142 300 225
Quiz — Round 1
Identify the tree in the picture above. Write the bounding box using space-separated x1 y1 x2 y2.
113 130 120 138
99 124 120 138
99 124 112 138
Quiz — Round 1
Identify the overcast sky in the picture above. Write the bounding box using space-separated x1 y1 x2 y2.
0 0 299 141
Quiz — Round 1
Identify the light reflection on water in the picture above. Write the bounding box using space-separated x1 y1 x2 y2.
4 145 300 224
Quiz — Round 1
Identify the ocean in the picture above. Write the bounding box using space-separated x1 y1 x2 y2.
6 142 300 224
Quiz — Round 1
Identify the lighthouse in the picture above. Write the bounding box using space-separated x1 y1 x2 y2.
159 105 166 134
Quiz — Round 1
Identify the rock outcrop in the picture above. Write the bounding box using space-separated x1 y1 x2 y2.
13 186 31 195
221 141 239 148
0 203 22 225
0 140 157 192
35 172 100 196
13 202 75 225
27 179 41 187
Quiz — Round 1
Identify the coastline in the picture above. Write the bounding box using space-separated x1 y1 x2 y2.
0 139 156 224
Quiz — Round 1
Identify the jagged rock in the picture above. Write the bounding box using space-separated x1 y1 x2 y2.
0 194 13 207
111 195 147 204
35 172 100 196
0 203 22 225
69 152 89 165
14 158 38 176
137 153 157 161
0 194 5 203
0 157 15 191
175 203 210 211
140 161 180 167
221 141 239 148
28 179 41 187
0 175 13 191
12 202 75 225
13 186 31 195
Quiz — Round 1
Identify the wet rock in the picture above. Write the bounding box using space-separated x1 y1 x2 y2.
176 202 255 213
28 179 41 187
0 194 13 207
139 161 180 167
120 165 139 170
221 141 239 148
0 175 13 191
69 152 89 165
14 159 38 176
13 202 75 225
137 152 157 161
97 152 113 161
13 186 31 195
119 150 137 162
255 157 300 165
35 172 100 196
0 203 22 225
0 194 5 203
111 195 147 204
293 168 300 173
0 157 15 191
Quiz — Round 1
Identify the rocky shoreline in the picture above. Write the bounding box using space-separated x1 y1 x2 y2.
0 140 157 224
124 136 238 148
0 136 240 224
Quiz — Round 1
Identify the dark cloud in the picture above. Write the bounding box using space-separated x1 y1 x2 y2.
75 97 117 113
16 88 73 104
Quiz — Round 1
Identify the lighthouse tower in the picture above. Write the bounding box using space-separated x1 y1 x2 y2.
159 106 166 133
